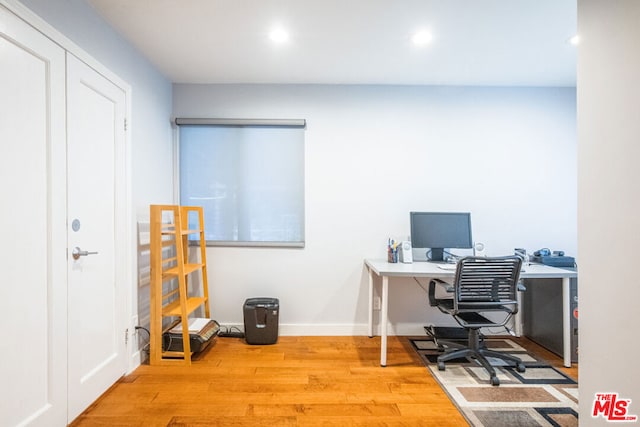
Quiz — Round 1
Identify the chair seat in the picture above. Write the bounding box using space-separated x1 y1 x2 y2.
455 311 492 326
437 300 514 327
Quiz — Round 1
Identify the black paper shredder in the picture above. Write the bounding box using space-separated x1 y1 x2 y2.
243 297 279 345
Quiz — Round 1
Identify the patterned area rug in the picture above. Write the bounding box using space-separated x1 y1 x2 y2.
410 337 578 427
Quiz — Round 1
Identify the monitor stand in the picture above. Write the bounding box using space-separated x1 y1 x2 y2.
430 248 445 262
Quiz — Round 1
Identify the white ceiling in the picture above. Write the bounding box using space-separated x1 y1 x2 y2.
86 0 577 86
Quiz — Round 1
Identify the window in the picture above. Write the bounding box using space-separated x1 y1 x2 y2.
177 119 305 247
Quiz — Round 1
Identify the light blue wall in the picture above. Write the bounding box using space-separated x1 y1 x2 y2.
174 83 577 334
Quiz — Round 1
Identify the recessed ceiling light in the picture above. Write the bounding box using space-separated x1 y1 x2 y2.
269 27 289 43
412 30 433 46
568 35 580 45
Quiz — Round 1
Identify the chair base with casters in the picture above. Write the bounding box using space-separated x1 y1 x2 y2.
428 256 526 386
436 314 526 387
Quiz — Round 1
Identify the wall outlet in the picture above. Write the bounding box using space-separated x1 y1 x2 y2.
373 296 381 310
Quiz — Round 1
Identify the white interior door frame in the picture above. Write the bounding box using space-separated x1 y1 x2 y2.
1 0 136 372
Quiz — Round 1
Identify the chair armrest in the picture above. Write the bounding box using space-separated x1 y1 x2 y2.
432 278 454 292
429 279 453 306
428 280 439 306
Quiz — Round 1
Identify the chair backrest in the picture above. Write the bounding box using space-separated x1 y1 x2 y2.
453 256 522 311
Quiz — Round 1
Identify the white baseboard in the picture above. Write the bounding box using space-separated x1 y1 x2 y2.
219 322 433 336
128 350 143 374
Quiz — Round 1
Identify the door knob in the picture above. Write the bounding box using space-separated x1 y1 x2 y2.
72 246 98 260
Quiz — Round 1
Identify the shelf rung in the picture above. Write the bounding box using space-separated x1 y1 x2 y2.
161 225 177 234
161 239 176 248
162 288 180 300
161 350 193 358
162 263 202 278
181 228 202 235
162 296 207 317
161 256 177 265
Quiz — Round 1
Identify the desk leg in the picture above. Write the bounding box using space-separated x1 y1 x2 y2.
562 277 571 368
368 267 374 338
380 276 388 367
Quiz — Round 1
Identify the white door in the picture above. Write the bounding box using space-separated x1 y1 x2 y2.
66 53 128 422
0 5 68 427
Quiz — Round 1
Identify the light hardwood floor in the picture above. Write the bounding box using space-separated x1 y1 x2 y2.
70 336 577 426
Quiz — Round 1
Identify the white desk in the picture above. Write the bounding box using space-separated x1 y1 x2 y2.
364 258 577 368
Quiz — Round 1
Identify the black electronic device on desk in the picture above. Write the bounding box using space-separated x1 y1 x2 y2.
531 248 576 268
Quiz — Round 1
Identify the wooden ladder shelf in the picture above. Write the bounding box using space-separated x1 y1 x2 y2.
149 205 210 365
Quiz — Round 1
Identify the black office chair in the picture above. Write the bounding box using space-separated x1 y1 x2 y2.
429 256 525 386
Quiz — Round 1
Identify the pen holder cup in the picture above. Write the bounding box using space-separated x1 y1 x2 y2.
387 249 398 263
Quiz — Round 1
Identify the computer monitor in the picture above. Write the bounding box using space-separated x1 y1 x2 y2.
410 212 473 262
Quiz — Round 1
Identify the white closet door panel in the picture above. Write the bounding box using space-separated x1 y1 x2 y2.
0 5 67 427
66 53 128 422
